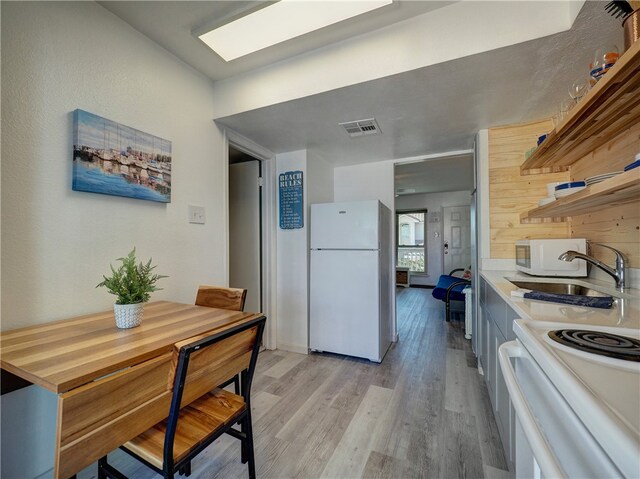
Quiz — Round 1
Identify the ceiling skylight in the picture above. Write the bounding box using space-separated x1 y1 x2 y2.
198 0 393 62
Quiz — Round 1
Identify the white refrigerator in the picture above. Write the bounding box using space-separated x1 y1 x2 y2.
309 200 393 363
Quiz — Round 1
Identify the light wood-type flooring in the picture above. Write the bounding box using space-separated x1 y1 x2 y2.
78 287 509 479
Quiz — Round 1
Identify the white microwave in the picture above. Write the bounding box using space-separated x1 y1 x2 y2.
515 239 587 277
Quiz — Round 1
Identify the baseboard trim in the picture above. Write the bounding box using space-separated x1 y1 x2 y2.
277 342 309 355
35 468 54 479
409 284 435 289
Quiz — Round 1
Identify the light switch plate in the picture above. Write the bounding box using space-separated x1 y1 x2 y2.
188 205 205 224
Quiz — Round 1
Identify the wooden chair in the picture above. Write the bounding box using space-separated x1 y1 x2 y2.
97 315 266 479
195 285 247 312
195 285 249 395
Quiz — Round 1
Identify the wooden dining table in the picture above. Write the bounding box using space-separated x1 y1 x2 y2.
0 301 265 479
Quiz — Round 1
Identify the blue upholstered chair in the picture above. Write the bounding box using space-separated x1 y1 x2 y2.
432 268 471 322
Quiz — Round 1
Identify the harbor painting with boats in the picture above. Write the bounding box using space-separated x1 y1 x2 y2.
73 109 172 203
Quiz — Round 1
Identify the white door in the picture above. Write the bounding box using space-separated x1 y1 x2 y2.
229 160 261 313
310 249 380 361
443 205 471 275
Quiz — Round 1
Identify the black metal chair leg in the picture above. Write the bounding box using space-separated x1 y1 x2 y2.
240 414 248 464
234 375 240 395
178 461 192 476
245 410 256 479
97 455 130 479
98 456 108 479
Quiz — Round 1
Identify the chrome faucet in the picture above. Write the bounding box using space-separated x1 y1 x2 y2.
558 243 626 291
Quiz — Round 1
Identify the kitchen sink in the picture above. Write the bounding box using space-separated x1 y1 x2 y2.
508 280 610 297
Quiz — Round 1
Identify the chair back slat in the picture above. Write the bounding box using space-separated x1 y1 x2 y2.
170 326 257 407
195 285 247 311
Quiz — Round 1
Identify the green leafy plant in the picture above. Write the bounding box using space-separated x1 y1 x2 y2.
96 248 168 304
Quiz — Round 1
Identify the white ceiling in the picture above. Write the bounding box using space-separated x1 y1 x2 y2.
99 1 623 172
395 154 474 196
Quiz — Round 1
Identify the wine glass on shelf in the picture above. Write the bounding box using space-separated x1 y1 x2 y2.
569 78 590 104
559 98 575 122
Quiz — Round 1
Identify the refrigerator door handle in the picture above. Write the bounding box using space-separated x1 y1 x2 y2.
311 248 379 251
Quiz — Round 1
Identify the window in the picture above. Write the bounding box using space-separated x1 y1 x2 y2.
400 223 410 245
396 210 426 273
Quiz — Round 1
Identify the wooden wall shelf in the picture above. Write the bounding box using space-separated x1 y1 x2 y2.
520 41 640 174
520 168 640 223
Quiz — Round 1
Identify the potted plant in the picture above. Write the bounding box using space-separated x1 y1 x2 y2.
96 248 167 329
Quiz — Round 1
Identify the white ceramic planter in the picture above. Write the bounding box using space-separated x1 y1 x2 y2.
114 302 144 329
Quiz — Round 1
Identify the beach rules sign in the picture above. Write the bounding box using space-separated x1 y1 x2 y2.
279 170 303 229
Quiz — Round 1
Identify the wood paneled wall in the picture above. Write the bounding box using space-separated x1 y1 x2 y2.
570 122 640 267
488 120 570 259
488 118 639 267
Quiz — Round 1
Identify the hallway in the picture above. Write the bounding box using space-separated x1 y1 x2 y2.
81 288 508 479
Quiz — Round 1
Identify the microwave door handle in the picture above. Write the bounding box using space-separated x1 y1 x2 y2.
498 342 566 479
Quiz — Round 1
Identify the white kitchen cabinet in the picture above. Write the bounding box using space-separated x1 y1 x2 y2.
479 276 517 470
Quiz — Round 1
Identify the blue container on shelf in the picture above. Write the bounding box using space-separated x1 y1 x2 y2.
537 134 548 146
555 181 587 191
624 155 640 171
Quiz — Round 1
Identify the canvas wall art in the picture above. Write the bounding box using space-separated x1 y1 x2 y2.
73 109 172 203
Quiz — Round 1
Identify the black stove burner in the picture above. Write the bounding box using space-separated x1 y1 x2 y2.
548 329 640 362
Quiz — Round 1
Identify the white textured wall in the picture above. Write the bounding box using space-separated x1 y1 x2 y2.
275 150 309 353
334 160 394 210
396 190 471 285
307 151 334 207
1 2 226 477
2 2 226 329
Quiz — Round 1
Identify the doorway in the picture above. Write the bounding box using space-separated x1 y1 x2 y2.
442 205 471 274
225 129 276 350
393 151 474 294
228 146 263 314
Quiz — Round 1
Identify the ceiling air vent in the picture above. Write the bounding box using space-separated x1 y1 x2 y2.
339 118 381 138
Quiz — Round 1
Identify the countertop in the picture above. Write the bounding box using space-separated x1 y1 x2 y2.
482 270 640 477
480 270 640 330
